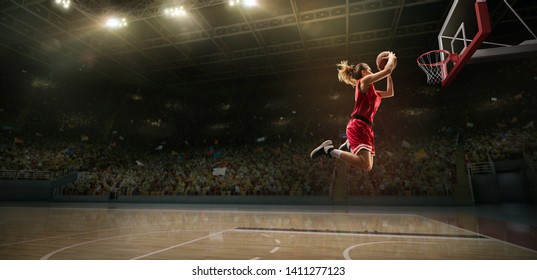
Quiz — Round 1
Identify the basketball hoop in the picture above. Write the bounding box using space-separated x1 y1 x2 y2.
417 50 453 84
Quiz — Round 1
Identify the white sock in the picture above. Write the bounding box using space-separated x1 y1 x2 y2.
330 149 342 159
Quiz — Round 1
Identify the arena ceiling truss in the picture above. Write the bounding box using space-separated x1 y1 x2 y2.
1 0 536 96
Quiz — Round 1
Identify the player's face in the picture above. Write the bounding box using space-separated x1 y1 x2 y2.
362 64 373 76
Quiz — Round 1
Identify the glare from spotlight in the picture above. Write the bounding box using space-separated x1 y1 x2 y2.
243 0 257 7
164 6 187 17
229 0 257 7
105 17 128 29
54 0 71 10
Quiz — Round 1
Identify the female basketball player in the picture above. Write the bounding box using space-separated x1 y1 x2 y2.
310 51 397 171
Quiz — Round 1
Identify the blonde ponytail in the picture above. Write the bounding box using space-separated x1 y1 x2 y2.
336 60 357 87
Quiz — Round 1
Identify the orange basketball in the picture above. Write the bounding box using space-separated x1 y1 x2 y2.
376 51 390 70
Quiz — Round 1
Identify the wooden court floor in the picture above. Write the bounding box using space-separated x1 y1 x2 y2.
0 203 536 260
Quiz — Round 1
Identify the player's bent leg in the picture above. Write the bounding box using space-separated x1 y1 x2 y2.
357 149 374 171
339 149 373 171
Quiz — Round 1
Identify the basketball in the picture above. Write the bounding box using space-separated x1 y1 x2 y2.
376 51 390 70
376 51 396 70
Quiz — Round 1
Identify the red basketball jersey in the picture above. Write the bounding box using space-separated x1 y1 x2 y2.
350 79 382 123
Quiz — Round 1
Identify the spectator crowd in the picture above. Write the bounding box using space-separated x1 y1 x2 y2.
1 58 536 198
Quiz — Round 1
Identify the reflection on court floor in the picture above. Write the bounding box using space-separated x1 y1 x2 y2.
0 206 535 260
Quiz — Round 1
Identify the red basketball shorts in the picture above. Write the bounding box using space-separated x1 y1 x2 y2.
346 118 375 156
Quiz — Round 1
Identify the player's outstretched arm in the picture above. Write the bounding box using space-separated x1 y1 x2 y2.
378 75 394 98
363 52 396 85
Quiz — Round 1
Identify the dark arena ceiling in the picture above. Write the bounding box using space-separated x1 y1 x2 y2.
1 0 536 97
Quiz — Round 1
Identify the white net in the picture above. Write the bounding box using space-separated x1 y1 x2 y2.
417 50 451 84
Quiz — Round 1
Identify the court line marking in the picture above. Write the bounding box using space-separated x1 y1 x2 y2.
234 227 487 240
40 230 180 260
343 241 436 260
1 229 118 247
250 234 282 260
417 214 537 254
413 214 484 235
270 247 280 254
131 227 236 260
0 223 206 247
40 228 233 260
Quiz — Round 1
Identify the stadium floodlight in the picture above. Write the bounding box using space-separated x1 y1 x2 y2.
105 17 128 29
243 0 257 7
54 0 71 10
164 6 187 17
229 0 257 7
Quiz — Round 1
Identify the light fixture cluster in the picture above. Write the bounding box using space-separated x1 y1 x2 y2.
163 6 187 17
105 17 128 29
52 1 258 30
53 0 71 10
229 0 257 7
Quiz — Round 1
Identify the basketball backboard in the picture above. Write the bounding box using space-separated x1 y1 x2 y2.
418 0 537 87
